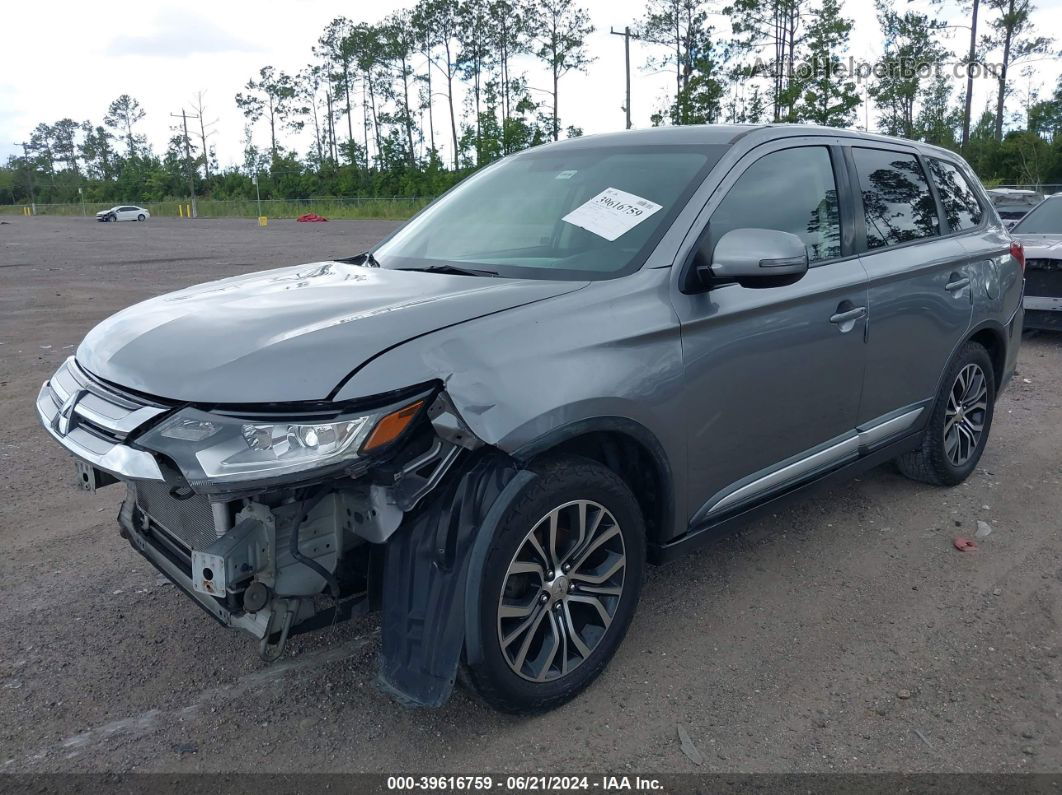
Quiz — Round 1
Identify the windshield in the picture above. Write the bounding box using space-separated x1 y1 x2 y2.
1012 197 1062 234
374 143 728 280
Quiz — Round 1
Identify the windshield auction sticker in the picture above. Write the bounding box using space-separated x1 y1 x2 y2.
561 187 663 241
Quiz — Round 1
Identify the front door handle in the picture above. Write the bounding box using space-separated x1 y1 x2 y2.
829 306 867 324
945 276 971 292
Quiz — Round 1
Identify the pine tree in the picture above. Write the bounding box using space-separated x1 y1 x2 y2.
794 0 860 127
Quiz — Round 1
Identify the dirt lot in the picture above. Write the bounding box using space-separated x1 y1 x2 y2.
1 216 1060 775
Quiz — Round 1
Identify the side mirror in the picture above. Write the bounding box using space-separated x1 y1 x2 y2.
710 228 809 280
686 228 809 292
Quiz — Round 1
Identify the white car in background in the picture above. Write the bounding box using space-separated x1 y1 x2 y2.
96 205 150 222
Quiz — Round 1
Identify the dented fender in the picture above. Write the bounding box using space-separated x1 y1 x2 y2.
334 269 690 537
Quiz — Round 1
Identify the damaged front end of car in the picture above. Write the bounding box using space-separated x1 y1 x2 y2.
36 356 523 705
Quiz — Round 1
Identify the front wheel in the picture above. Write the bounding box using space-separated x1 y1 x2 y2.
137 214 145 221
897 341 996 486
463 455 645 713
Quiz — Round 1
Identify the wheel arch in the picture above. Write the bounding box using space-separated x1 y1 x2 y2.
511 417 676 553
930 321 1008 406
967 323 1007 390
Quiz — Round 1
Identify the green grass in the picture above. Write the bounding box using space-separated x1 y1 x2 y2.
0 197 430 220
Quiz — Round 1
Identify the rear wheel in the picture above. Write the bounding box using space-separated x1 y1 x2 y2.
463 455 645 713
897 341 995 486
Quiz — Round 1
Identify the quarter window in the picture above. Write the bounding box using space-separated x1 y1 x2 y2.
928 158 984 231
709 146 841 263
852 147 939 249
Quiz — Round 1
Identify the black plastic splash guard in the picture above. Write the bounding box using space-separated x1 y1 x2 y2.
377 450 528 707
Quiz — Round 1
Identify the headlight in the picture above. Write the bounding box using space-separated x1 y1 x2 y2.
138 396 427 487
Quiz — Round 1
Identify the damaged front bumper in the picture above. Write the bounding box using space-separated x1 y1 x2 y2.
36 358 506 698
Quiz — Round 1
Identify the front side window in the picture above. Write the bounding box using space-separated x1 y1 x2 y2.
708 146 841 263
853 147 939 249
928 158 984 231
374 144 729 280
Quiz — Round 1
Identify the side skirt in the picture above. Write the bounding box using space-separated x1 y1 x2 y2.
648 431 922 564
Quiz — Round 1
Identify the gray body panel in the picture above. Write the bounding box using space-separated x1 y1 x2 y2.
858 235 974 422
77 261 584 403
61 124 1022 548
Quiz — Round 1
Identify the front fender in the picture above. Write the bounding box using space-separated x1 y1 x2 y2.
335 270 688 526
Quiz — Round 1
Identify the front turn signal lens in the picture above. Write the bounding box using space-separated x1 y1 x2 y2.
361 400 425 452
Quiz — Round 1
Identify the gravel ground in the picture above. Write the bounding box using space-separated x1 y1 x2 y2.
1 216 1060 774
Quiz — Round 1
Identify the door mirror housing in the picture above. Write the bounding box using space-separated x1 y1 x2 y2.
686 228 810 291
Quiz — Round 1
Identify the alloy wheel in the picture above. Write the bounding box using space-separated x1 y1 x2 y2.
497 499 626 682
944 362 988 467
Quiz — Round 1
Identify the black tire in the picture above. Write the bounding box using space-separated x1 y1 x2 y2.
897 341 995 486
137 214 145 221
462 455 645 713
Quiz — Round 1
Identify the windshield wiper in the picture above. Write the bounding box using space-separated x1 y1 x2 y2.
397 264 498 277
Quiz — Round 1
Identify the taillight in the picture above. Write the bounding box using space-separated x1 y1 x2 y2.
1010 240 1025 273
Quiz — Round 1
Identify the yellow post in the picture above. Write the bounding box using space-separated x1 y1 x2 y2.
258 216 268 227
186 204 191 218
178 204 184 219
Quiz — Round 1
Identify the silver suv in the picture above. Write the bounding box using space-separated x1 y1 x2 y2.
38 125 1025 713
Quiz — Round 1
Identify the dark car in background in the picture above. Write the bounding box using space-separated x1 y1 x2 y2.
1011 193 1062 330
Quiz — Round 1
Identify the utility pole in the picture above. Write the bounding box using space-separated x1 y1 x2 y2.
253 172 262 219
170 109 199 218
610 27 633 129
13 141 35 208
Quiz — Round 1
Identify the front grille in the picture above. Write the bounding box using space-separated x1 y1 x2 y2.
1026 258 1062 272
39 357 168 444
134 481 218 552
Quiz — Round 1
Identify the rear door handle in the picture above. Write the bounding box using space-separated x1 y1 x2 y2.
829 306 867 324
945 277 970 292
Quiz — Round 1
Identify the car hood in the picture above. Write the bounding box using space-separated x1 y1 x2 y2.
1014 233 1062 257
77 261 585 403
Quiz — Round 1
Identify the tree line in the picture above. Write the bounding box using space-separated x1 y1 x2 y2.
3 0 1062 209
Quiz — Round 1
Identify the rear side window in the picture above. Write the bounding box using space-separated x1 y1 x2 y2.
852 147 939 249
709 146 841 263
928 159 984 231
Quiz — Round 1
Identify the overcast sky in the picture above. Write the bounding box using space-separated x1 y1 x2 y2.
1 0 1060 168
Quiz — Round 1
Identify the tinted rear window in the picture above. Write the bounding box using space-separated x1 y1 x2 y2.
1012 197 1062 234
928 159 984 231
853 147 939 250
